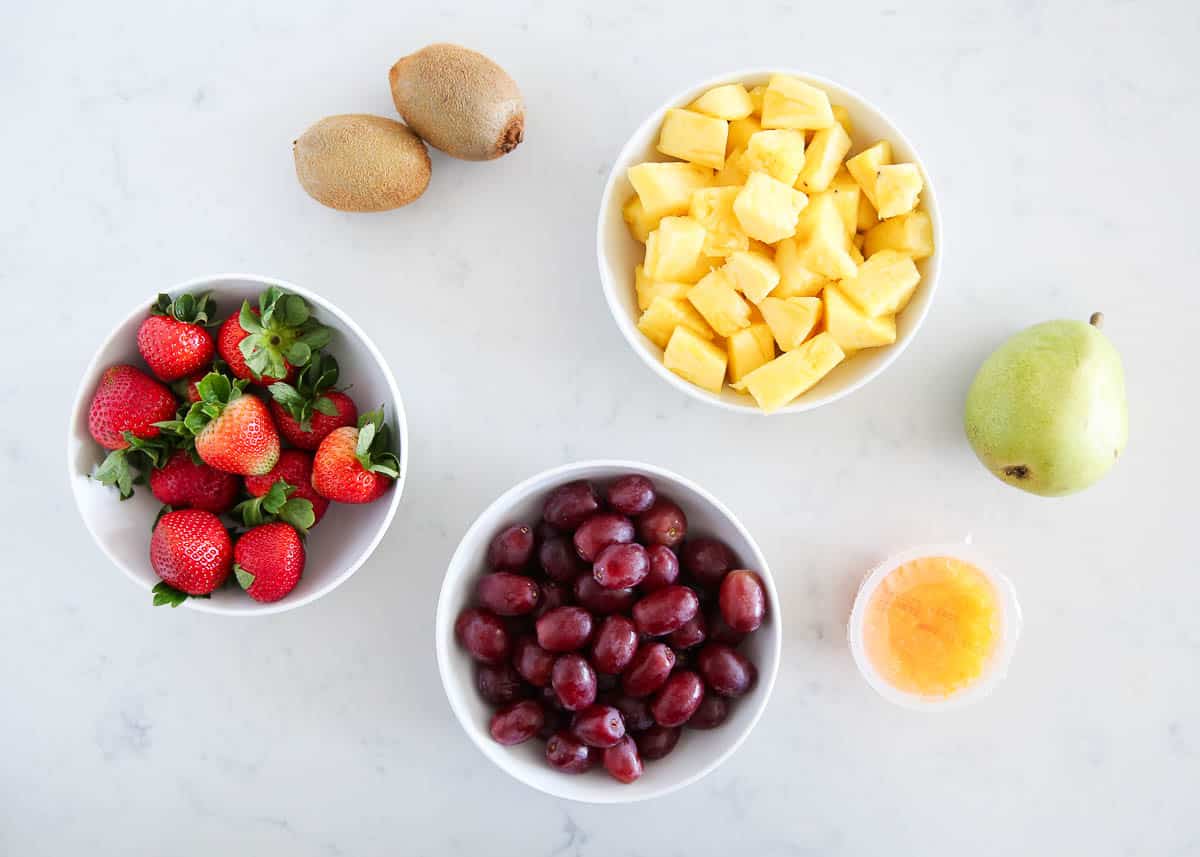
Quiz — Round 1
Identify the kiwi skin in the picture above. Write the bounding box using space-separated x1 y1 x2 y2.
293 114 431 212
389 43 524 161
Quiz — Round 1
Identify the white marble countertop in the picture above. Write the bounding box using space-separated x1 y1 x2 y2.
3 1 1197 854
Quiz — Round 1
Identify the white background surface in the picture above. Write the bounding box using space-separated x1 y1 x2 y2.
3 1 1197 854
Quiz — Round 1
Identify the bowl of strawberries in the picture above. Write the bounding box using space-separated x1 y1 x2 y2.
68 273 408 615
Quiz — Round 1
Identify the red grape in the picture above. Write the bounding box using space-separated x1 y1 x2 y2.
487 524 535 569
696 644 757 697
536 607 593 652
476 572 540 616
688 694 729 729
476 662 526 705
606 474 656 516
574 575 636 614
534 580 569 617
551 654 597 711
512 635 556 687
541 685 567 712
573 513 635 561
668 612 707 650
635 724 680 760
545 730 593 773
632 585 699 636
603 735 644 783
591 615 639 674
570 703 626 748
543 480 599 530
642 544 680 592
707 608 747 646
593 543 650 590
489 700 544 745
538 536 587 582
719 570 766 633
621 642 676 697
681 538 736 589
539 707 569 740
455 608 511 665
609 693 654 732
651 670 704 727
637 498 687 548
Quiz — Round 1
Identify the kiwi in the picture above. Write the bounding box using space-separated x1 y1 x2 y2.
388 43 524 161
293 114 431 212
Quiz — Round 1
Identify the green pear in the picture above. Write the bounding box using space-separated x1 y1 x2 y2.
964 313 1127 496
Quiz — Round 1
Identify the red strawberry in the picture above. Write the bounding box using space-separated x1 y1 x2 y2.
234 522 305 603
271 392 357 449
182 372 280 475
216 286 330 384
311 408 401 504
149 451 241 513
150 509 232 599
267 354 358 450
136 293 217 381
178 370 207 403
244 449 329 524
88 364 177 450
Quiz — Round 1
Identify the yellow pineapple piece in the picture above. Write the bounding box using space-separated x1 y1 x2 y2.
637 296 715 349
733 172 809 244
657 108 729 170
739 130 807 186
690 84 754 120
713 147 749 187
664 326 727 393
845 141 893 209
687 269 752 337
772 237 828 297
726 116 762 154
863 210 934 260
628 162 712 219
733 332 846 412
726 323 776 383
644 216 706 281
722 250 780 304
827 170 861 238
797 123 851 193
623 195 658 242
832 104 853 136
857 193 879 232
793 193 857 280
823 285 896 350
689 187 748 257
837 249 920 317
748 85 767 115
635 265 690 311
760 75 835 130
852 232 865 251
874 164 924 219
759 296 822 351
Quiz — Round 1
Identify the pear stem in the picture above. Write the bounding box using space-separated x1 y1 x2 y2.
1089 312 1104 329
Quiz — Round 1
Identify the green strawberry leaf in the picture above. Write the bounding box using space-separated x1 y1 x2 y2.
350 407 401 478
234 565 256 590
92 448 136 499
232 480 314 533
238 300 264 334
298 327 333 351
278 498 315 533
152 504 174 530
313 395 338 417
283 341 311 367
152 581 188 608
152 292 217 325
267 382 305 410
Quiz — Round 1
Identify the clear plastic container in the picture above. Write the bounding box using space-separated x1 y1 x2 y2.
847 543 1022 711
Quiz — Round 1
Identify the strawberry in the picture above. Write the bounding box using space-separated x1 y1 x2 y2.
136 293 217 382
243 449 329 524
161 372 280 475
149 450 241 513
267 353 358 450
88 364 179 498
234 522 306 603
312 408 401 504
216 286 330 384
150 509 232 602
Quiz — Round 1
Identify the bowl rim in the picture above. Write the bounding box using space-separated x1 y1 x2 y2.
434 458 782 803
595 67 943 415
66 271 410 617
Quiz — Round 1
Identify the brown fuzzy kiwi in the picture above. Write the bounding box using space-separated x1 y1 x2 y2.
293 114 431 211
388 43 524 161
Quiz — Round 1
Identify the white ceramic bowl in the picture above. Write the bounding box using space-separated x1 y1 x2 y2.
66 273 409 616
597 69 943 414
436 460 781 803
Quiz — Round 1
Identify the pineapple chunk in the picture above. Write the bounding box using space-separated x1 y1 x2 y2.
874 163 924 219
845 141 893 209
713 148 749 187
823 284 896 349
726 323 776 383
827 170 861 238
739 130 807 186
733 172 809 244
837 249 920 317
848 240 864 265
759 296 822 351
733 332 846 412
687 269 752 337
772 237 828 297
657 108 729 170
690 84 754 121
793 193 858 280
690 187 748 257
748 85 766 115
628 162 711 219
644 217 706 281
832 104 853 136
635 265 690 311
637 296 714 349
857 193 879 232
852 232 865 251
760 75 835 131
727 116 762 154
797 123 851 193
863 210 934 260
722 250 780 304
623 195 658 242
664 326 728 393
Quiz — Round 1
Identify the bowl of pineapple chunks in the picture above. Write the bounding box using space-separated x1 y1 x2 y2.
597 70 941 414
